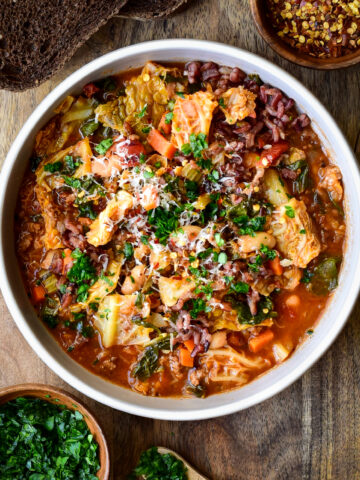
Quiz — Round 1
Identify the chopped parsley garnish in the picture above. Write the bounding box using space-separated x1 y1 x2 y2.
128 446 187 480
63 176 82 190
230 282 250 294
194 283 213 300
165 111 174 124
80 120 99 137
78 201 97 220
248 254 263 272
94 138 113 155
63 155 81 175
260 244 277 260
141 235 150 245
44 161 63 173
147 206 181 245
233 215 266 236
224 275 234 285
300 228 306 234
285 205 295 218
181 133 209 167
139 153 146 164
208 169 220 183
67 249 97 302
0 397 100 480
218 97 226 107
176 91 185 98
184 179 199 202
218 252 228 264
142 126 151 134
185 298 211 319
137 103 148 118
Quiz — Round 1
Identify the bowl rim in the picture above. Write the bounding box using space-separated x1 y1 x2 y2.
249 0 360 70
1 39 360 420
0 383 110 479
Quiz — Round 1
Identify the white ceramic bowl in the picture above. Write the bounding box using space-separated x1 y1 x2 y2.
1 40 360 420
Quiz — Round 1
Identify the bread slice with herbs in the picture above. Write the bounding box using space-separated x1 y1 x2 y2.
118 0 192 20
0 0 128 91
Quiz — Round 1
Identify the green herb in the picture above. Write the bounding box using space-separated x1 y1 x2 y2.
139 153 147 164
218 97 226 107
224 275 234 285
0 397 100 480
230 282 249 294
78 201 97 220
165 112 174 124
328 192 344 217
307 329 314 335
128 446 187 480
132 335 170 380
63 176 82 190
124 242 134 259
301 269 313 284
67 249 97 303
300 229 306 234
176 91 185 98
180 133 208 163
94 138 113 155
260 244 277 260
181 143 192 156
194 284 213 300
142 126 151 134
184 179 199 202
187 383 206 398
44 161 63 173
63 155 81 175
208 169 220 183
247 73 262 85
248 254 263 272
147 206 181 245
185 298 211 319
141 235 149 245
81 120 99 137
285 205 295 218
137 103 148 118
135 292 144 308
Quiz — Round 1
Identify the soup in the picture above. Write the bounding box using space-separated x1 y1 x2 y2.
15 61 345 398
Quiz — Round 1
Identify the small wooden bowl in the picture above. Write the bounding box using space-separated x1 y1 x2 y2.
0 384 110 480
250 0 360 70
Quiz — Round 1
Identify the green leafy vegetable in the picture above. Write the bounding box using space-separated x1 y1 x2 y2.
165 111 174 124
0 397 100 480
80 120 99 137
67 249 97 302
132 335 170 380
227 295 277 326
128 446 187 480
94 138 113 155
285 160 310 194
230 282 249 294
305 256 341 295
137 103 148 118
124 242 134 259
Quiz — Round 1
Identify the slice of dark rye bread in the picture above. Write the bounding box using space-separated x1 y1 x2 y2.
117 0 193 20
0 0 128 91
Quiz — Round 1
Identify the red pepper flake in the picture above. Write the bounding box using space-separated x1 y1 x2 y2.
266 0 360 58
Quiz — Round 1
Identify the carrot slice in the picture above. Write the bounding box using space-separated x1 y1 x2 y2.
158 111 172 135
32 285 46 303
184 338 195 353
148 129 176 160
249 330 274 353
179 347 194 367
268 256 283 276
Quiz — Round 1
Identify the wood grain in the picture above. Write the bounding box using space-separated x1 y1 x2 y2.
1 1 360 479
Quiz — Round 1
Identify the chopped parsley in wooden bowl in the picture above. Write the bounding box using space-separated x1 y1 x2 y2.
0 384 109 480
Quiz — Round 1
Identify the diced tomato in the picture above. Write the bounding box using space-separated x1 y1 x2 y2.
92 136 146 177
148 129 176 160
83 82 100 98
258 140 289 167
32 285 46 303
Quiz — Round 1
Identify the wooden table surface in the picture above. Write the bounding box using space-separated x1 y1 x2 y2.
1 1 360 479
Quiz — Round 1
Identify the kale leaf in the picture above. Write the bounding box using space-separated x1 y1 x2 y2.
132 335 170 380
